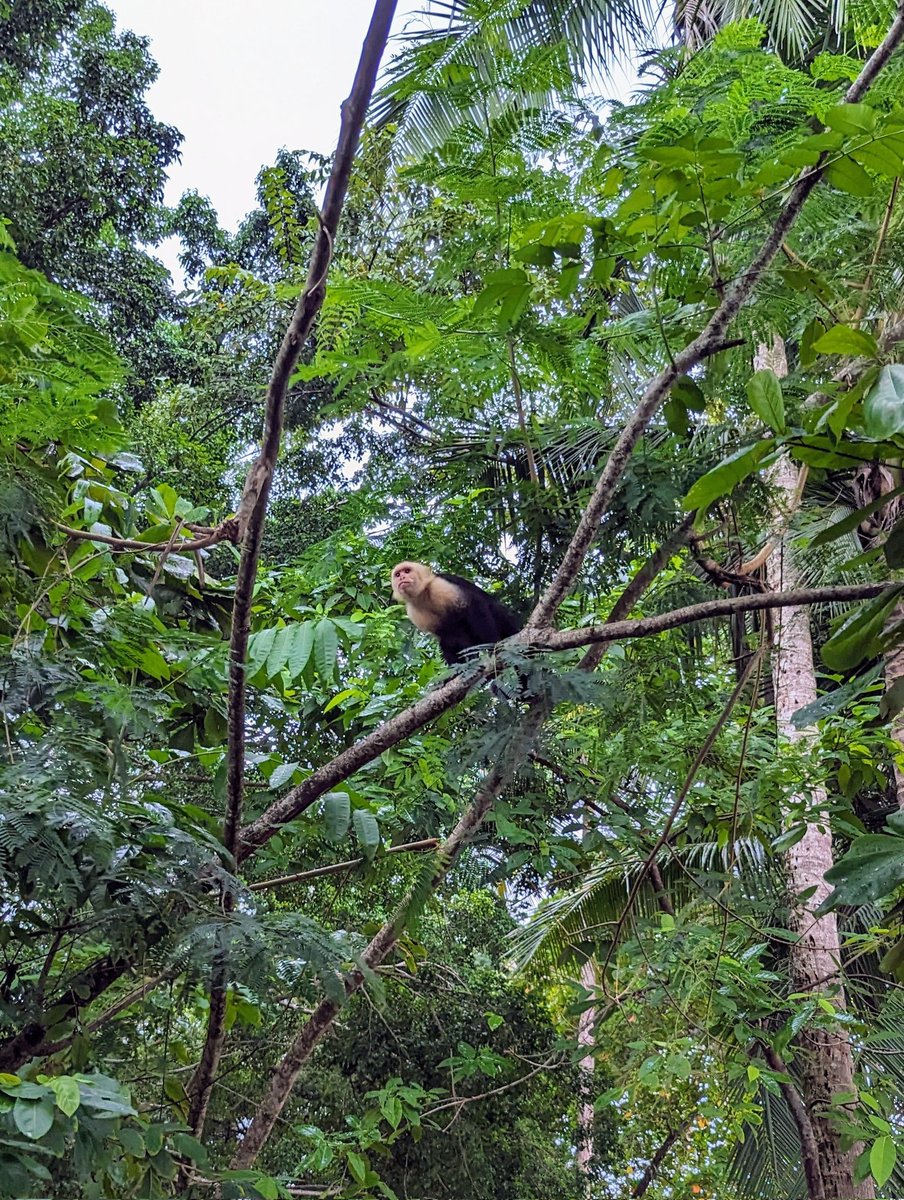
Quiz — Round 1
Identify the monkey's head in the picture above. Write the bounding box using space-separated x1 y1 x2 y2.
391 561 432 602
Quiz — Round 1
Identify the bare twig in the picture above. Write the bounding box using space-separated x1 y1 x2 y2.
54 520 238 554
247 839 439 890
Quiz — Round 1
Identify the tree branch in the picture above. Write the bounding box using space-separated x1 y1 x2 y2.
247 839 439 890
54 520 238 553
190 0 398 1143
536 582 892 653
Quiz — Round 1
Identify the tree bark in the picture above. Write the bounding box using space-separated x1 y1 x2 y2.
764 358 873 1198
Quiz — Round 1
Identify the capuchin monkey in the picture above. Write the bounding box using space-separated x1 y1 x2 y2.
390 561 522 666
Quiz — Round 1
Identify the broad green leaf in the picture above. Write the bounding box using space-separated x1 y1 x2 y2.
171 1132 209 1167
825 155 874 197
790 665 881 727
247 627 278 677
323 792 351 842
313 619 338 680
671 375 706 412
266 624 294 679
682 440 774 510
48 1076 80 1117
823 102 877 134
822 832 904 908
664 397 690 437
864 364 904 438
13 1097 55 1139
268 762 298 791
822 588 903 671
746 369 786 433
870 1135 896 1187
380 1094 403 1129
811 324 878 358
133 524 177 543
347 1150 368 1184
287 622 314 679
353 808 380 860
118 1127 146 1157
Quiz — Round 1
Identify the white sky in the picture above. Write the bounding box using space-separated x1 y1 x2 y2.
109 1 423 233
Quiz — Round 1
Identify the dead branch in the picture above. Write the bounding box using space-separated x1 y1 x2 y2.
247 839 439 890
54 519 238 553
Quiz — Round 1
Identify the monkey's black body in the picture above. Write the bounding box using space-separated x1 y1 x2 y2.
432 572 522 665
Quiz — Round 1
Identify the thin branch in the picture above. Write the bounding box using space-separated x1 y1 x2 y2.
534 581 893 654
225 0 399 858
632 1119 692 1198
53 520 238 554
191 0 399 1145
526 9 904 629
247 839 439 890
851 175 899 326
507 336 540 486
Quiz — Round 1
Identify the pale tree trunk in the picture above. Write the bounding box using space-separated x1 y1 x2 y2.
576 958 597 1176
759 339 873 1200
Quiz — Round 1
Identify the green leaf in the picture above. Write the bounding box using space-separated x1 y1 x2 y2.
313 619 338 680
822 588 903 671
790 665 881 727
48 1076 80 1117
864 364 904 439
118 1127 146 1157
247 627 278 678
287 622 314 679
823 103 877 135
682 440 774 510
268 762 298 791
825 155 874 197
353 808 380 860
746 369 786 433
266 624 294 680
671 375 706 412
13 1097 55 1139
811 324 878 358
347 1150 368 1184
323 792 351 842
870 1134 896 1187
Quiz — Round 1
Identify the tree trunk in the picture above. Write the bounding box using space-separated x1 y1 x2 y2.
576 957 597 1177
765 448 873 1200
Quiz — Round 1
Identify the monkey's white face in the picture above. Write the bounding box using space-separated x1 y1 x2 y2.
391 561 427 598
